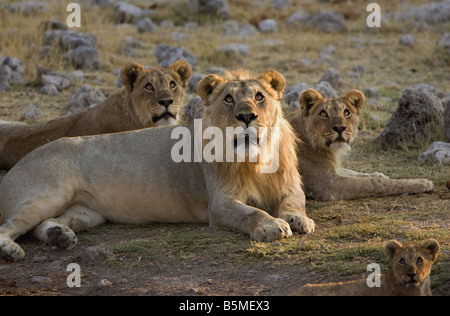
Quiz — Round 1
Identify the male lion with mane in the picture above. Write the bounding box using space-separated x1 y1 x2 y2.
290 238 440 296
0 69 314 262
287 89 434 201
0 60 192 170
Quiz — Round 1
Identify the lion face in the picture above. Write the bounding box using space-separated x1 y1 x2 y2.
197 69 286 162
299 89 365 152
121 60 192 127
385 239 440 288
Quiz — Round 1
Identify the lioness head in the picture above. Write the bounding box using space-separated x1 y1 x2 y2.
197 69 286 163
299 89 365 152
385 239 440 288
121 60 192 127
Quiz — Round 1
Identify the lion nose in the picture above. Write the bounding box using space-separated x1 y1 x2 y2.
158 99 174 109
407 273 416 280
236 113 258 127
332 125 347 134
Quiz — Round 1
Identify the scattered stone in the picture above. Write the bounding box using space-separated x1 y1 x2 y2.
188 0 230 19
374 87 444 148
445 101 450 142
287 11 347 33
318 68 341 89
0 82 12 92
39 20 68 32
8 2 48 16
215 43 249 57
435 33 450 65
67 85 106 114
98 279 113 287
399 34 415 47
284 81 337 112
271 0 289 9
40 84 59 96
122 36 143 48
0 57 26 85
20 104 40 122
65 46 101 70
187 73 205 94
136 18 157 33
258 19 278 33
155 44 197 68
183 96 204 124
41 73 72 91
76 246 113 266
363 87 380 99
114 1 143 23
418 142 450 165
43 30 97 50
399 2 450 25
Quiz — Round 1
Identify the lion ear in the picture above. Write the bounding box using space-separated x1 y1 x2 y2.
299 89 323 117
259 70 286 101
421 238 440 261
344 90 365 114
169 60 193 89
121 62 145 93
384 240 403 263
197 74 225 105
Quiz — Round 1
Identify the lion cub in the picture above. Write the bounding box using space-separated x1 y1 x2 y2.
290 239 440 296
287 89 434 201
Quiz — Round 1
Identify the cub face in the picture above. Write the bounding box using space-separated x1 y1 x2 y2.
121 60 192 127
299 89 365 151
385 239 440 288
197 69 286 162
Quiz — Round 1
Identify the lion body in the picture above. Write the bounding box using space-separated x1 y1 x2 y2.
0 61 192 170
287 89 433 201
0 69 314 262
290 239 439 296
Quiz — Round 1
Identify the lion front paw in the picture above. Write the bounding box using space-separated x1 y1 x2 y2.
252 218 292 242
0 237 25 262
281 213 315 234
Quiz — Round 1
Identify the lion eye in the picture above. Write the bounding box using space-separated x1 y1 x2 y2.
170 81 177 89
255 92 265 102
319 110 328 118
344 109 351 117
224 94 234 104
417 257 423 265
399 258 406 266
145 83 154 91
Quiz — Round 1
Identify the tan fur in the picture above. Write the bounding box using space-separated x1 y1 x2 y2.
0 60 192 170
290 239 440 296
0 69 314 262
287 89 434 201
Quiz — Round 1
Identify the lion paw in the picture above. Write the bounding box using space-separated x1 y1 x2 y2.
281 213 315 234
46 226 77 250
252 218 292 242
0 237 25 262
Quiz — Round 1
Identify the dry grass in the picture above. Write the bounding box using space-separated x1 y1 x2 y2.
0 0 449 295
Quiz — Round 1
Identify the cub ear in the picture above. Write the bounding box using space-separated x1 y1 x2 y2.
344 90 365 114
121 62 145 93
299 89 323 117
421 238 440 261
197 74 225 105
384 240 403 263
259 70 286 101
169 60 193 89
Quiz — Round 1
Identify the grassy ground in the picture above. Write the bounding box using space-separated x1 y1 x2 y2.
0 0 449 295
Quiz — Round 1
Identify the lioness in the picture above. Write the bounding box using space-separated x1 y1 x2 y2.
0 69 315 262
0 60 192 170
287 89 434 201
290 238 440 296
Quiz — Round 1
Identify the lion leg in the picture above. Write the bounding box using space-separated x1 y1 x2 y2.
319 175 434 201
278 189 315 234
31 205 107 249
209 198 292 242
